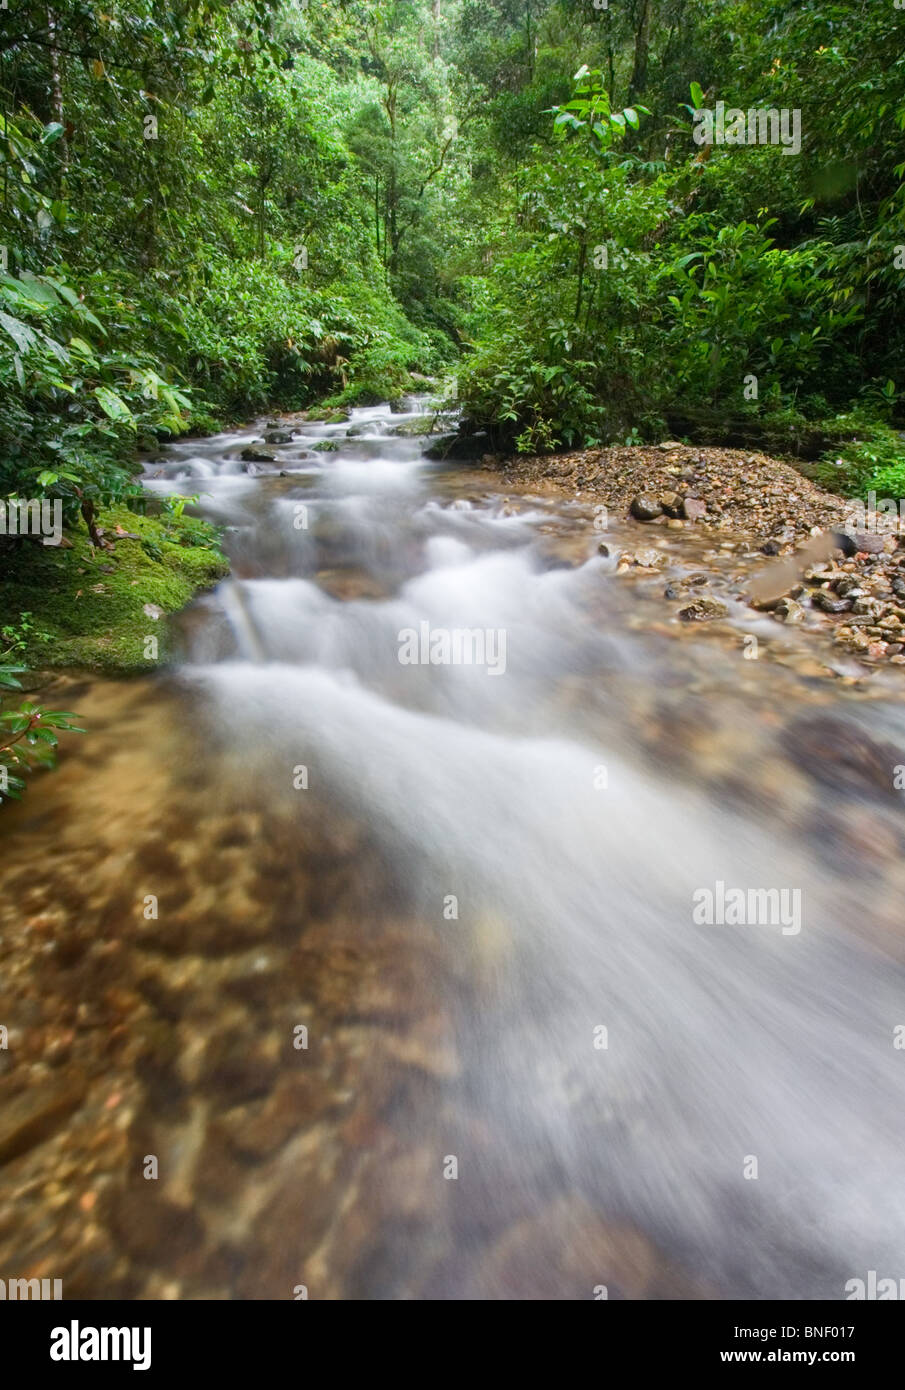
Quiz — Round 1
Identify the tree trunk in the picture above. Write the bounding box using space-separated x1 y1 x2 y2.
374 173 381 259
628 0 651 105
574 236 587 323
47 7 68 175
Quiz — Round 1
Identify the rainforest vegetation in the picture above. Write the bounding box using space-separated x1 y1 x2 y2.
1 0 904 789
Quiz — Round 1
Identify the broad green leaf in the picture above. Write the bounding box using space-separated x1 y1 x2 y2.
93 386 134 423
0 311 36 353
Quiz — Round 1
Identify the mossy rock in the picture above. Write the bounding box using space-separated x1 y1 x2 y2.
0 506 229 674
304 407 350 424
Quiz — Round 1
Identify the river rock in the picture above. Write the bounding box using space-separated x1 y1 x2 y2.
633 548 666 569
659 491 683 518
629 494 662 521
854 532 887 555
781 714 904 799
678 598 728 622
425 432 493 461
465 1193 706 1300
833 531 858 557
264 431 294 444
774 597 804 624
682 497 707 522
316 568 388 600
199 1029 280 1105
0 1075 87 1163
811 591 852 614
240 447 275 463
110 1187 204 1264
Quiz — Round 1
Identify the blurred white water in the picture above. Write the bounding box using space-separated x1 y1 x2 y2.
162 401 905 1298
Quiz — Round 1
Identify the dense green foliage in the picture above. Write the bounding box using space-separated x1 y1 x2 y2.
449 1 905 466
0 0 455 532
3 0 903 500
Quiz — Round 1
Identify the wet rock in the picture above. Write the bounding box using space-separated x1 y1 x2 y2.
263 431 293 444
783 715 904 799
760 539 782 556
659 491 683 518
774 598 804 625
315 568 389 601
235 1152 342 1298
0 1076 86 1163
110 1188 204 1264
811 591 852 614
134 1020 187 1109
465 1194 706 1300
629 494 662 521
833 531 858 557
208 1073 331 1162
240 448 275 464
199 1029 280 1105
632 548 666 569
665 573 712 600
678 598 728 622
424 432 491 462
851 597 883 617
681 497 707 522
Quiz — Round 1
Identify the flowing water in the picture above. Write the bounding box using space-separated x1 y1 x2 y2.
3 400 905 1300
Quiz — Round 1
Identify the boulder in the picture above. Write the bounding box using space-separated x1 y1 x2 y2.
629 494 662 521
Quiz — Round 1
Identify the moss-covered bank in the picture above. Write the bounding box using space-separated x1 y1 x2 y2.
0 506 228 674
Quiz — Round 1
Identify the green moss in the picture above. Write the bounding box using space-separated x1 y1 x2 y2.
0 506 229 674
303 406 350 424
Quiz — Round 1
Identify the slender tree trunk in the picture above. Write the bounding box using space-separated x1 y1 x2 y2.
374 173 381 258
47 6 68 180
574 237 587 322
628 0 651 105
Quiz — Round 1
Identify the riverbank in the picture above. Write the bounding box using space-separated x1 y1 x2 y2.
0 505 228 675
488 439 905 671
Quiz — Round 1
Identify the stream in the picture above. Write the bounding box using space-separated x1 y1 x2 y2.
3 399 905 1299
